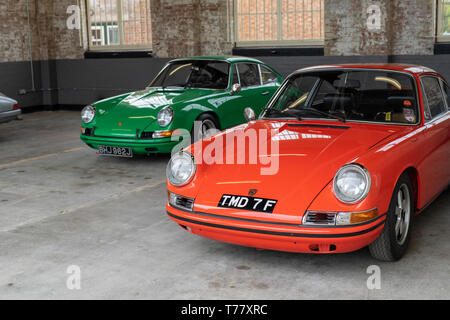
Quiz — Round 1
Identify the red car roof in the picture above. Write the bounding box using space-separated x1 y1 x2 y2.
294 63 441 77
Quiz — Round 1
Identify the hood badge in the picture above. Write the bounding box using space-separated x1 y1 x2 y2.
248 189 258 196
118 122 123 126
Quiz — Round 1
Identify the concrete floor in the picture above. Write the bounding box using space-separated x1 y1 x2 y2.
0 110 448 300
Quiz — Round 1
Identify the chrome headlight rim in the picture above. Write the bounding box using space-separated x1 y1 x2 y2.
157 106 174 127
81 105 96 124
333 164 371 204
166 151 196 187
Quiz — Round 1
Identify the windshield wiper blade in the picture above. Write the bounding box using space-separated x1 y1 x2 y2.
264 108 301 120
296 108 346 123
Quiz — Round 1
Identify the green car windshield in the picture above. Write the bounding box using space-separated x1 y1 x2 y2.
263 70 419 125
149 60 230 90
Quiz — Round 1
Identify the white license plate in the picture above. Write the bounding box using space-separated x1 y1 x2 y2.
98 145 133 158
218 194 277 213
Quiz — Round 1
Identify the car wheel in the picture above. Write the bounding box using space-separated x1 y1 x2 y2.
192 114 219 142
369 173 414 261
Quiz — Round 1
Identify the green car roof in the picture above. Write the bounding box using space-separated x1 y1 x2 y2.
169 55 264 64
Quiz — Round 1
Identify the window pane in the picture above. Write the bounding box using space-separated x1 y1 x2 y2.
88 0 152 48
236 0 277 42
89 0 118 47
150 61 230 90
235 0 324 43
422 77 447 119
238 63 260 87
260 66 278 84
440 0 450 36
443 82 450 110
282 0 324 41
271 76 319 111
266 70 419 125
121 0 152 46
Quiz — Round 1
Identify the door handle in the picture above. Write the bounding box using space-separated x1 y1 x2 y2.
261 91 270 96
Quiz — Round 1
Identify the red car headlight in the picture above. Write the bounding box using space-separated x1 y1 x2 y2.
333 164 371 204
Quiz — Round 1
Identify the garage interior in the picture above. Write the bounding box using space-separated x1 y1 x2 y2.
0 0 449 299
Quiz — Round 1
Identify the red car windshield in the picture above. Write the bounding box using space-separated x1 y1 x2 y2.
149 60 230 90
264 69 419 125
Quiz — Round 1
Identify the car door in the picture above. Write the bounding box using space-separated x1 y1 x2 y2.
417 76 450 208
219 63 264 128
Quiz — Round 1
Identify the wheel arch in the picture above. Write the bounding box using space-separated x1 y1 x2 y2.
195 111 222 130
399 167 420 214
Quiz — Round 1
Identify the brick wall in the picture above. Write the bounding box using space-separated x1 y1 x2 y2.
0 0 440 62
150 0 230 58
0 0 84 62
324 0 435 56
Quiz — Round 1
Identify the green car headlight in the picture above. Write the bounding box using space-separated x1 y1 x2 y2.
157 106 173 127
81 105 96 123
166 152 196 186
333 164 371 204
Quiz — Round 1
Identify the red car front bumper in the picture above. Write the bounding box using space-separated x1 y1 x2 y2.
166 204 387 254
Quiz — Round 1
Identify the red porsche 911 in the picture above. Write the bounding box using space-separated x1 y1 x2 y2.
166 64 449 261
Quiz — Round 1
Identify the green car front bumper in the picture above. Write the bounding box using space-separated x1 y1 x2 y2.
80 134 180 154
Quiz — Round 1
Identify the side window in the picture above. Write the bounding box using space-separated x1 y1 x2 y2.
421 77 447 120
443 82 450 111
260 66 277 85
237 63 261 87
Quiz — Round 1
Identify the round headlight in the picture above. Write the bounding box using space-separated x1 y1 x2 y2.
333 164 371 204
166 152 196 186
158 106 173 127
81 105 96 123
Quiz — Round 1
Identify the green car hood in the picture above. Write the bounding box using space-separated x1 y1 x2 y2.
93 88 215 137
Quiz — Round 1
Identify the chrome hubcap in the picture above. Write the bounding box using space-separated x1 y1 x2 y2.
394 184 411 245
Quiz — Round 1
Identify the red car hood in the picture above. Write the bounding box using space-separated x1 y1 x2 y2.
193 120 404 217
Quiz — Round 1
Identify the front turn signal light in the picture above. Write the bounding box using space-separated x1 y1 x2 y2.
335 208 379 225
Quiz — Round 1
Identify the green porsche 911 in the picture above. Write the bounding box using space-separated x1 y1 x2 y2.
80 56 282 156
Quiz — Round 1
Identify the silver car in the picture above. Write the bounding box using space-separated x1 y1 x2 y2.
0 92 21 124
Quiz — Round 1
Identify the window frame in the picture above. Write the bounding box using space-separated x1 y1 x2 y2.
234 62 264 88
420 75 449 122
148 60 232 91
86 0 152 51
90 25 105 46
437 0 450 42
233 0 324 47
262 68 422 127
439 79 450 111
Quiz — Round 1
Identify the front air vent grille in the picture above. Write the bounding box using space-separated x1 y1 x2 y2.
303 212 336 225
175 196 194 211
84 128 95 136
140 131 154 139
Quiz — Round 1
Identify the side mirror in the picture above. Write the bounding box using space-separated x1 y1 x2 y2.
230 83 241 95
244 107 256 122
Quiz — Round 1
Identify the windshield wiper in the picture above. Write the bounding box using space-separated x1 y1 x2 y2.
295 108 346 123
264 108 301 120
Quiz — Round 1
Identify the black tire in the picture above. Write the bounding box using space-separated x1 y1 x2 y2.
369 173 415 261
191 114 219 143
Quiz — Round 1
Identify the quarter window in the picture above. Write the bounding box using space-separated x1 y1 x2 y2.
443 82 450 110
260 66 278 84
237 63 261 87
421 77 447 119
